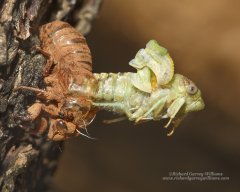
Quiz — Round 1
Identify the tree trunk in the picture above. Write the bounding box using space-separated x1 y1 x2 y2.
0 0 102 191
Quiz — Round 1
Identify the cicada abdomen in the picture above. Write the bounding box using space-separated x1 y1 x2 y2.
40 21 93 87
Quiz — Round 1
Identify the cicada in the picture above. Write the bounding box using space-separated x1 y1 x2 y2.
16 21 204 140
71 40 205 136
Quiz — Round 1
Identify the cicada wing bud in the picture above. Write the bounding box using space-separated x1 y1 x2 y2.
131 67 152 93
146 40 168 56
129 40 174 88
129 48 146 69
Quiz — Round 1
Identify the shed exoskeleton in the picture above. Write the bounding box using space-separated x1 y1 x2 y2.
16 21 97 141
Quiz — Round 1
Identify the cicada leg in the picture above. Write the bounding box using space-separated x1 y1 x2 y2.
135 97 167 122
42 104 61 118
14 86 60 101
43 57 54 76
14 102 43 121
14 86 46 97
167 116 185 136
32 45 55 76
103 116 127 124
33 45 51 57
25 102 43 121
164 97 185 128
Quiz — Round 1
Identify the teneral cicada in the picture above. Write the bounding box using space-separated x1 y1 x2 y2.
79 40 205 136
16 21 204 140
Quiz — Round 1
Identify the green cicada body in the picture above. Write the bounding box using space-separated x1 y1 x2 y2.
69 40 205 135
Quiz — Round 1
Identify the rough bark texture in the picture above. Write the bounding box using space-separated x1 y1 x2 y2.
0 0 102 191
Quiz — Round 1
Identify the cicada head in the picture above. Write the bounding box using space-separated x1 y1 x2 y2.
48 119 78 141
169 74 205 114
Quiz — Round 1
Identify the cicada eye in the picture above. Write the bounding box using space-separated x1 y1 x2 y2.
57 120 67 130
187 83 198 95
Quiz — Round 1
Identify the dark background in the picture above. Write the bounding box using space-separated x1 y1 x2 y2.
53 0 240 191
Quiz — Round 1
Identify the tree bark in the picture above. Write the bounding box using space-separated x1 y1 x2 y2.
0 0 102 191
